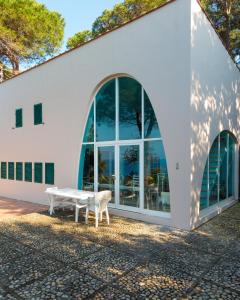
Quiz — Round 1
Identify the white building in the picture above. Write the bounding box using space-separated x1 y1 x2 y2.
0 0 239 230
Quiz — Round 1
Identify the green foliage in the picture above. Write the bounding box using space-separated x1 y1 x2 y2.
0 0 65 72
66 30 92 49
200 0 240 58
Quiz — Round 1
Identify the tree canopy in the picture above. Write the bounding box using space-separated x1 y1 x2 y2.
67 0 239 67
0 0 65 80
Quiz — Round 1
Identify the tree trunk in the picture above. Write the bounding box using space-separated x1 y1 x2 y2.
0 63 3 83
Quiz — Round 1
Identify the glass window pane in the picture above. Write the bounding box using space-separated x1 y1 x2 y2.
144 141 170 212
1 162 7 179
78 144 94 191
119 145 140 207
96 79 115 141
209 137 219 206
200 159 208 210
16 162 23 181
25 162 32 182
34 103 42 125
45 163 54 185
83 104 94 143
16 109 23 128
98 146 115 203
119 77 142 140
228 135 235 197
8 162 14 180
144 92 161 138
34 163 43 184
219 132 228 201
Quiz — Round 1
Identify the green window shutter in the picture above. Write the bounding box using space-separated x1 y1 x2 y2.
45 163 54 185
34 103 43 125
1 162 7 179
15 108 23 128
25 162 32 182
34 163 43 183
16 162 23 181
8 162 14 180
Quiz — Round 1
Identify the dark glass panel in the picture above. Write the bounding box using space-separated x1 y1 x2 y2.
78 144 94 191
219 132 228 201
98 146 115 203
96 79 115 141
83 104 94 143
209 137 219 206
200 159 208 210
119 77 142 140
144 141 170 212
144 92 161 138
119 145 140 207
228 135 235 197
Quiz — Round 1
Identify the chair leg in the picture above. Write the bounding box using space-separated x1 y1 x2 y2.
75 207 79 223
85 207 89 224
100 212 103 222
106 208 110 225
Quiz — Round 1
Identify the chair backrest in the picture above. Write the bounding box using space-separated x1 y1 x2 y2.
45 187 58 193
88 190 112 212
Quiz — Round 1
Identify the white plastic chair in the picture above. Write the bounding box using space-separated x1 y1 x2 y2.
80 190 111 228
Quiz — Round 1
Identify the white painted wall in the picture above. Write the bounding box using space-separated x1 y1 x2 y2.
0 0 191 229
190 0 240 229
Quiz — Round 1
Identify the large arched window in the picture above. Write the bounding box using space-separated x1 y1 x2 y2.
79 76 170 213
200 131 236 210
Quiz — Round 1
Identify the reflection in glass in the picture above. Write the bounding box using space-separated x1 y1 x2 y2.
200 160 208 210
219 132 228 201
83 104 94 142
119 145 140 207
144 92 161 138
209 136 219 206
144 141 170 212
228 136 235 197
98 146 115 203
96 80 116 141
78 144 94 190
119 77 142 140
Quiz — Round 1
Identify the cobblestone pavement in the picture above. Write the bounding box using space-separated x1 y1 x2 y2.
0 203 239 299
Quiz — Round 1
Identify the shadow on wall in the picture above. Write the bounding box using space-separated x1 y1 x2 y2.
190 10 240 228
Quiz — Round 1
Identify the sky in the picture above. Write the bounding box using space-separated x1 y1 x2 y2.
38 0 122 51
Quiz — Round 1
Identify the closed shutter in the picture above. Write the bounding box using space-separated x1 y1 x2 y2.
34 163 43 183
8 162 14 180
34 103 42 125
16 162 23 181
45 163 54 185
1 162 7 179
15 109 23 128
25 162 32 182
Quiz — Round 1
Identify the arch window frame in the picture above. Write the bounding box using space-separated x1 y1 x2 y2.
79 76 170 216
200 131 237 211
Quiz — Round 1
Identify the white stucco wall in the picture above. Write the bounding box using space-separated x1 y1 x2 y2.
0 0 191 229
190 0 240 228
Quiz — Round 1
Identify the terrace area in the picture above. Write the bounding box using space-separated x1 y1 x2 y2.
0 198 239 299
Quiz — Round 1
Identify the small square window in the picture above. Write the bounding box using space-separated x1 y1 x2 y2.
15 108 23 128
34 103 43 125
1 162 7 179
34 163 43 183
16 162 23 181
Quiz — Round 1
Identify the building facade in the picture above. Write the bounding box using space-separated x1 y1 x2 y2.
0 0 239 230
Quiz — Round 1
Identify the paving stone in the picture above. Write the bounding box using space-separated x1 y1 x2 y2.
39 237 103 263
0 234 32 264
92 286 137 300
203 257 240 291
0 252 63 289
74 247 139 283
16 267 104 299
151 244 217 277
188 280 240 299
0 287 17 300
114 263 196 299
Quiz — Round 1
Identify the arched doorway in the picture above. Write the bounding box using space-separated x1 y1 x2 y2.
78 76 170 213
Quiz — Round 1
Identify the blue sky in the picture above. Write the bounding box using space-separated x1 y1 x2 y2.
38 0 122 51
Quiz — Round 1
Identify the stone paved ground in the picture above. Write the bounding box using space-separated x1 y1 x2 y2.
0 202 239 299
